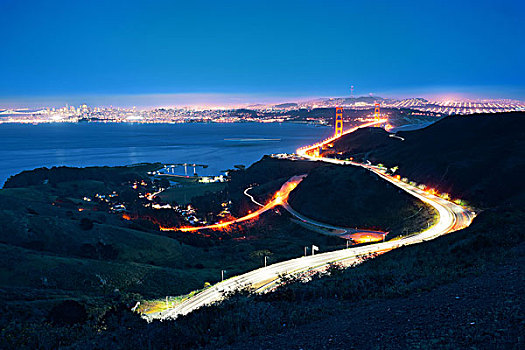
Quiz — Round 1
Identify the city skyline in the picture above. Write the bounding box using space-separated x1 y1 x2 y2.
2 95 523 126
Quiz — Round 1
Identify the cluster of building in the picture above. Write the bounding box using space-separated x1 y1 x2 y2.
386 98 525 115
0 105 287 124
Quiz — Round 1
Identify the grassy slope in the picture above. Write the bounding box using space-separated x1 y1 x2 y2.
0 243 215 298
0 178 218 300
226 155 325 215
288 164 436 234
33 200 521 349
60 113 521 348
0 160 348 311
225 155 434 235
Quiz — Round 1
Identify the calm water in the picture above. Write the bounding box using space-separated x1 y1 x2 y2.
0 122 331 186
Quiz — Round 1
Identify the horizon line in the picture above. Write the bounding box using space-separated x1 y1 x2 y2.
0 87 524 109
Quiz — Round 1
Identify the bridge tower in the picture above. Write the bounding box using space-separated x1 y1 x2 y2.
335 107 343 137
374 103 381 120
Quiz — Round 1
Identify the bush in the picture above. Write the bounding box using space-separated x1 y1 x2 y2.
79 218 94 230
47 300 88 326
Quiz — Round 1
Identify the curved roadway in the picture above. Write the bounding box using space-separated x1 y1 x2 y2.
244 184 386 239
148 123 476 321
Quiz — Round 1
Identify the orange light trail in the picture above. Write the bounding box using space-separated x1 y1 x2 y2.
161 119 387 233
160 175 305 232
346 232 386 244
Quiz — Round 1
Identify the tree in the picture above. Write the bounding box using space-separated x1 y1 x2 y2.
47 300 88 325
80 218 94 230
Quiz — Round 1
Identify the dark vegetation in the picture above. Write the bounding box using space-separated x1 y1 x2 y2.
222 155 432 236
226 155 325 215
158 180 226 206
0 160 353 295
0 159 367 348
4 164 162 189
0 154 437 348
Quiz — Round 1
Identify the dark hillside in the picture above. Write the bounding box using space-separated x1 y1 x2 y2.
330 112 525 207
228 156 323 191
3 163 162 188
226 156 325 215
328 126 392 156
27 195 522 349
288 164 435 234
0 182 214 300
1 115 523 348
225 156 434 235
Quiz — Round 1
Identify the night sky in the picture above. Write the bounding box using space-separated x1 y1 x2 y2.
1 0 524 106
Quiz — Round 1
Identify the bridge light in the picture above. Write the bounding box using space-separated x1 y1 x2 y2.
335 107 343 137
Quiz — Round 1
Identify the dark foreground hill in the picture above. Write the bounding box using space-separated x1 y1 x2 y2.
21 195 521 349
328 112 525 208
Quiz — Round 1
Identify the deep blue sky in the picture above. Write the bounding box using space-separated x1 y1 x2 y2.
1 0 524 106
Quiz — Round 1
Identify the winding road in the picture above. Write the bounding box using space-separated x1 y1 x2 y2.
147 121 476 321
244 183 386 240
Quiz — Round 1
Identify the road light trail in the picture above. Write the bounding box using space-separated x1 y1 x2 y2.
159 175 305 232
151 168 473 320
244 183 386 242
148 121 475 321
243 186 264 207
282 202 387 243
